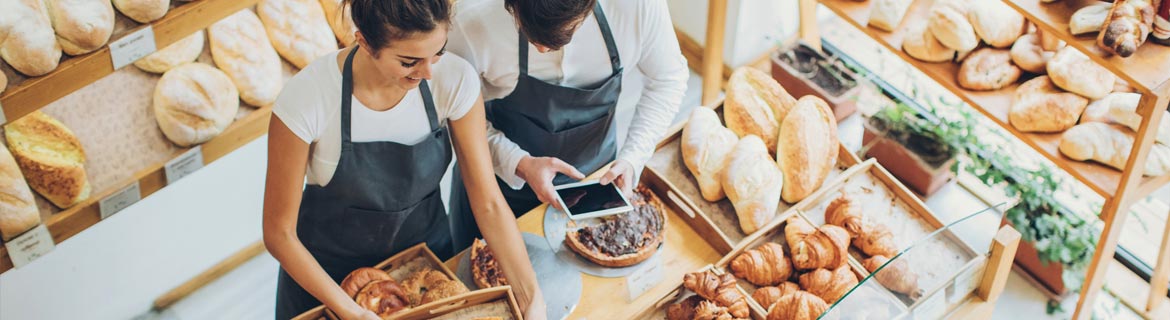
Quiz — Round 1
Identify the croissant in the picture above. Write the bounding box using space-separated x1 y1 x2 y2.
791 225 851 270
666 295 704 320
855 223 899 257
353 280 410 318
863 255 922 298
684 271 750 318
785 216 816 246
731 242 793 286
752 282 800 310
695 300 736 320
824 196 864 237
766 291 828 320
824 196 900 257
799 266 859 303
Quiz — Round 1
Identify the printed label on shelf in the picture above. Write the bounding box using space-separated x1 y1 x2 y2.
165 146 204 185
100 181 142 220
4 224 55 268
110 26 157 70
626 258 664 300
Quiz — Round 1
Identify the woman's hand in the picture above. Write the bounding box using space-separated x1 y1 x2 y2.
337 303 381 320
522 290 548 320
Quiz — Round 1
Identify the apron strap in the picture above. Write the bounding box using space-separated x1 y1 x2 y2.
418 80 440 130
517 2 621 76
341 46 360 147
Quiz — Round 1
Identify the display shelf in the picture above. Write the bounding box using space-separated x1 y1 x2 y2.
0 0 258 125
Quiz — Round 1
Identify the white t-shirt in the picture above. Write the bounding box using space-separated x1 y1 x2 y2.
273 49 480 186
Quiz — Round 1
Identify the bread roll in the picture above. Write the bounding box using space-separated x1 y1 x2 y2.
777 96 838 204
0 145 41 241
724 67 797 154
929 4 979 51
320 0 357 45
868 0 912 32
1060 122 1170 176
209 10 283 107
112 0 169 23
134 30 204 74
1010 34 1054 74
957 48 1021 91
1009 76 1089 133
721 135 784 235
153 63 240 147
1070 2 1113 35
1 0 63 76
1088 92 1170 145
4 111 90 209
257 0 338 69
903 22 956 63
43 0 115 56
1047 46 1117 100
681 107 739 202
967 0 1026 48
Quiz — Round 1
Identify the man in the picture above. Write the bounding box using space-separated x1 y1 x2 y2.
447 0 688 250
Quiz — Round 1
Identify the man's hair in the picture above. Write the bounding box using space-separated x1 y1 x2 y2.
504 0 597 50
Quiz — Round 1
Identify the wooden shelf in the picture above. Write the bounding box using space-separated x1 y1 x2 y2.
0 0 258 125
817 0 1170 200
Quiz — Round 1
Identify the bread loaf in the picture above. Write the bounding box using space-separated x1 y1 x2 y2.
1098 0 1158 57
257 0 339 69
134 30 204 74
0 145 41 241
1092 92 1170 145
868 0 912 32
967 0 1026 48
957 48 1021 91
1048 46 1117 100
43 0 115 56
777 96 838 204
1010 34 1054 74
721 135 784 235
1060 122 1170 176
724 67 797 154
1009 76 1089 133
929 4 979 51
4 111 90 209
681 107 739 202
320 0 357 45
1 0 63 76
112 0 169 23
153 63 240 147
209 10 283 107
1070 2 1113 35
903 22 956 62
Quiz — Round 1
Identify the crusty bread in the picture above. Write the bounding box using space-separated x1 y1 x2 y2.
903 22 956 63
1098 0 1158 57
1010 34 1054 74
724 67 797 154
868 0 912 32
958 48 1021 91
777 96 838 204
134 30 204 74
1085 92 1170 145
1009 76 1089 133
208 10 283 107
4 111 90 209
1060 122 1170 176
1 0 63 76
967 0 1026 48
112 0 169 23
153 63 240 147
722 135 784 235
681 107 739 202
0 145 41 241
257 0 338 69
1070 2 1113 35
43 0 115 56
319 0 357 45
1048 46 1117 100
929 4 979 51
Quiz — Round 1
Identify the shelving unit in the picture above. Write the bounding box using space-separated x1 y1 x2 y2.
794 0 1170 318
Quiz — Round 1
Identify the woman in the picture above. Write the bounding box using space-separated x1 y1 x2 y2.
262 1 545 319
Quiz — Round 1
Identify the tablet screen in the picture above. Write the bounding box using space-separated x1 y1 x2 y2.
556 182 628 216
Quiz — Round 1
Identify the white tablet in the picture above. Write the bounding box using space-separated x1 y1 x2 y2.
553 180 633 220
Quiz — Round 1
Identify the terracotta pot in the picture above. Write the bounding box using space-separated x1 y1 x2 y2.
861 124 955 197
1001 218 1070 296
771 42 862 122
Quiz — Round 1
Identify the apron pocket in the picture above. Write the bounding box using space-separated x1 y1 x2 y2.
318 205 414 260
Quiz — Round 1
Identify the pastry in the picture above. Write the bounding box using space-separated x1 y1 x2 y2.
153 63 240 147
791 225 850 270
777 96 838 204
419 279 468 305
1093 92 1170 145
208 9 283 107
1070 2 1114 35
681 107 739 202
863 255 921 298
353 280 410 318
4 111 90 208
135 30 205 74
320 0 357 45
471 238 509 289
957 48 1021 91
1099 0 1158 57
112 0 168 23
564 185 666 267
257 0 339 69
1010 34 1054 74
340 267 393 298
784 216 815 248
402 269 451 305
929 4 979 51
44 0 115 55
752 282 799 310
730 242 792 286
868 0 912 32
0 145 41 241
694 300 738 320
666 295 705 320
1060 122 1170 176
1048 46 1117 100
724 67 798 153
765 291 828 320
798 266 858 304
967 0 1026 48
2 0 62 76
683 271 750 318
1009 76 1090 133
721 136 784 234
825 196 898 257
903 22 956 63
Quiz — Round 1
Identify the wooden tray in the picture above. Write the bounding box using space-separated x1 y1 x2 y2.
629 264 768 320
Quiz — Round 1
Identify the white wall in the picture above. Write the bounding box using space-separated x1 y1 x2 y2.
669 0 796 67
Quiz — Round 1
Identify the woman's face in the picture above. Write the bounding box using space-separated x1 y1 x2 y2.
357 26 448 91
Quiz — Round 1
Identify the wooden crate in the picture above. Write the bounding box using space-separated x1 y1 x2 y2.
392 286 523 320
629 265 767 320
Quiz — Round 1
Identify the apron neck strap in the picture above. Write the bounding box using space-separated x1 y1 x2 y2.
418 79 440 130
517 2 621 76
341 46 360 145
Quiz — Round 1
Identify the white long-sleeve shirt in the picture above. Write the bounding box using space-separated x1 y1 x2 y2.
448 0 688 189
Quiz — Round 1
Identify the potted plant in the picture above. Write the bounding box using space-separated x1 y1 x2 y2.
861 103 958 197
771 41 863 122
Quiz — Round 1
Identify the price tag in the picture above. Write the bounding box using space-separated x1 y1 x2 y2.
109 26 157 70
4 224 55 268
626 259 664 300
165 146 204 185
100 181 141 220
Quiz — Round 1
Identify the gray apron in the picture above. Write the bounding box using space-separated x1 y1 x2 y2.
275 47 454 319
449 4 622 251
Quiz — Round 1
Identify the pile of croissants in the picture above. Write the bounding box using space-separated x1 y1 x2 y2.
681 67 839 235
337 266 469 318
825 195 921 298
666 270 751 320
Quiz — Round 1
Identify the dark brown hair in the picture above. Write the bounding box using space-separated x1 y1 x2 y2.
343 0 452 50
504 0 597 50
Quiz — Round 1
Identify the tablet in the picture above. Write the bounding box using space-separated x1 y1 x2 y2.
553 180 632 220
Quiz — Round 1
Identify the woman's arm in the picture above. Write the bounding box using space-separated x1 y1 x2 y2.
449 95 546 318
263 116 376 320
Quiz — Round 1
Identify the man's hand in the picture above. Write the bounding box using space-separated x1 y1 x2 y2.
599 160 634 197
515 156 586 210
